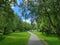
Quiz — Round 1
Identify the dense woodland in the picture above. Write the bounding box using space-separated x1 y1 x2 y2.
23 0 60 36
0 0 60 42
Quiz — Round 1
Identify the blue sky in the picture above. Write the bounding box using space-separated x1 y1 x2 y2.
13 0 22 16
12 0 31 23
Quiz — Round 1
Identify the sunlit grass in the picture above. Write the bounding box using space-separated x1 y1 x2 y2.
0 32 30 45
34 32 60 45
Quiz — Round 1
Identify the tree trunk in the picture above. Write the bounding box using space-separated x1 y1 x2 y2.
12 29 15 32
3 27 7 35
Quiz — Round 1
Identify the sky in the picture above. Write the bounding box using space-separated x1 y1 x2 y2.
12 0 31 23
12 0 22 16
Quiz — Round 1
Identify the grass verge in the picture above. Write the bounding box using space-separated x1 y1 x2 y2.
0 32 30 45
33 32 60 45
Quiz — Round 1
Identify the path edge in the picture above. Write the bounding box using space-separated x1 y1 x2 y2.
39 38 48 45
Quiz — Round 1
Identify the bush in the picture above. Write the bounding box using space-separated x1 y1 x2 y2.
0 34 5 41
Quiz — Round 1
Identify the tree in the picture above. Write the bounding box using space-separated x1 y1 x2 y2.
24 0 60 36
0 0 18 35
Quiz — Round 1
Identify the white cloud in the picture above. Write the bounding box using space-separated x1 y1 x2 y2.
9 0 11 2
23 19 31 23
11 6 14 8
25 0 27 1
10 2 14 8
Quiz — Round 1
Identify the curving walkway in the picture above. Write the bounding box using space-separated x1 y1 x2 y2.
28 32 44 45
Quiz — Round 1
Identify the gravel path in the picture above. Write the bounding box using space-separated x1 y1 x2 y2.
28 32 44 45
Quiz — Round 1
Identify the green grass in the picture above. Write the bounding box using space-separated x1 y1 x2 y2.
0 32 30 45
33 32 60 45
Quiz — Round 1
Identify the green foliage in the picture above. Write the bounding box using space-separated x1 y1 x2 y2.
0 34 5 41
0 0 19 35
26 0 60 36
17 22 32 32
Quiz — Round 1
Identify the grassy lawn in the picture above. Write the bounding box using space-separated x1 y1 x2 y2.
33 32 60 45
0 32 30 45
